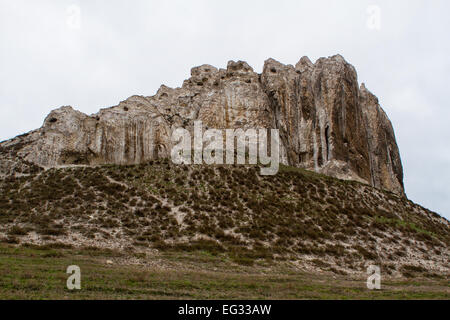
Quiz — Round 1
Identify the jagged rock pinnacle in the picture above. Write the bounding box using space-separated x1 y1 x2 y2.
0 55 404 195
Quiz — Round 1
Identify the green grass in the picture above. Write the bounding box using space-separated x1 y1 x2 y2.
0 161 448 297
374 216 436 238
0 243 448 300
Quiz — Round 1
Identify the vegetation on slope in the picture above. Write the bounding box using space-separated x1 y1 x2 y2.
0 160 448 277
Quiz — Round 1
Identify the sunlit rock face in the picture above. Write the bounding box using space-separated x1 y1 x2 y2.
0 55 404 195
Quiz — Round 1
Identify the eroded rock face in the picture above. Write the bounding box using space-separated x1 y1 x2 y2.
261 55 371 185
360 84 404 195
0 55 404 195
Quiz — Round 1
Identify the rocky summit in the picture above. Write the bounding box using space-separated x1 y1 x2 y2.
0 55 449 280
0 55 403 195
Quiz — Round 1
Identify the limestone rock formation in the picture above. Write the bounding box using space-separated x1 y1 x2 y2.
0 55 404 195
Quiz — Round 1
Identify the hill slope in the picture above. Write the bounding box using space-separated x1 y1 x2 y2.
0 161 448 277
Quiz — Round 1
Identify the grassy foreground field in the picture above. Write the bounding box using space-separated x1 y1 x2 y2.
0 243 448 300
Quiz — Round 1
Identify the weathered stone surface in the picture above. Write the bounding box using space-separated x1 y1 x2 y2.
360 83 404 194
261 55 371 185
0 55 405 195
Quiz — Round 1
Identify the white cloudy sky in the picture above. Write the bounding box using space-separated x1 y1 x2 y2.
1 0 449 219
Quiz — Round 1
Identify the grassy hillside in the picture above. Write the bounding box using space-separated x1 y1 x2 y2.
1 160 448 279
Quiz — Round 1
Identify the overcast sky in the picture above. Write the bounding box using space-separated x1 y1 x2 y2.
1 0 449 219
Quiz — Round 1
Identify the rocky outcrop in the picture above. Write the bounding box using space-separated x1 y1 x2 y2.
360 84 404 195
0 55 404 195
